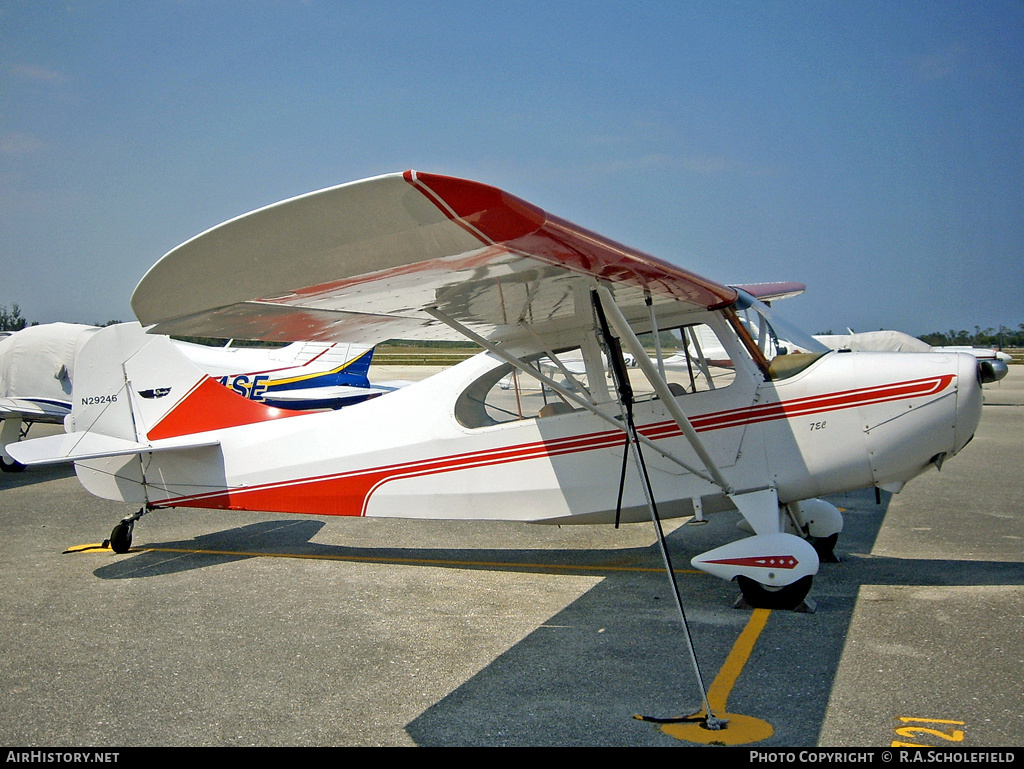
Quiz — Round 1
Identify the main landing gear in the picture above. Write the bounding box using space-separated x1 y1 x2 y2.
720 497 844 609
808 532 840 563
103 508 149 554
1 419 29 472
0 454 25 473
735 574 815 611
692 528 821 612
787 498 844 564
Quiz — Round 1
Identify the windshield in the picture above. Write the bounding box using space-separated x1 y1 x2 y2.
734 290 830 379
735 290 829 357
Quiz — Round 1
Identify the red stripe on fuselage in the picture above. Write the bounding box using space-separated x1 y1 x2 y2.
157 374 955 515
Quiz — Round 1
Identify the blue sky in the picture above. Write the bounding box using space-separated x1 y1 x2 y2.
2 1 1021 337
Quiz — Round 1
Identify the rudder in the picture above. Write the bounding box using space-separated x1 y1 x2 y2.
66 323 173 441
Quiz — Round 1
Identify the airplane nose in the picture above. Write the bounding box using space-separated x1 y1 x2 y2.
953 352 984 455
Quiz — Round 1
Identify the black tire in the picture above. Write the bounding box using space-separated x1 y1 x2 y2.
0 455 26 473
108 521 134 554
736 574 813 610
809 532 840 563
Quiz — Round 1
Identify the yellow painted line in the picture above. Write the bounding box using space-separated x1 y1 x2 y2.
658 608 775 745
66 543 705 575
707 607 771 712
63 542 112 553
892 716 965 747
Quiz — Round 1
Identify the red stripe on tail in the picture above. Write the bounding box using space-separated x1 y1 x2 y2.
147 378 303 441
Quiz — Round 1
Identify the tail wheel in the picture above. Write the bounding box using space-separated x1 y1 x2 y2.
736 574 813 610
106 520 134 554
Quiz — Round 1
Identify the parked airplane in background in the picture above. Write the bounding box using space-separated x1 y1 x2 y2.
169 335 401 410
0 322 395 471
815 330 1009 383
0 323 93 471
10 171 986 624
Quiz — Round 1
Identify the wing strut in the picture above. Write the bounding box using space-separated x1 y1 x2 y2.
590 289 726 731
594 285 734 495
422 307 720 485
645 292 666 379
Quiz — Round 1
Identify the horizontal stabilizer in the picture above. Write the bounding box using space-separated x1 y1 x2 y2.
265 385 385 401
263 381 405 409
8 430 219 466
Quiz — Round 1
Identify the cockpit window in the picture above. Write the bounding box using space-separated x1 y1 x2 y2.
454 349 588 429
454 320 739 430
733 290 830 379
635 323 736 394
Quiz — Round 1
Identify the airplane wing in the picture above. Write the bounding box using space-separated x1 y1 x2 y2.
733 282 805 303
132 171 738 351
0 396 70 424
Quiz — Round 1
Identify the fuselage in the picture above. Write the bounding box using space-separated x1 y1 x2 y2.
75 337 982 526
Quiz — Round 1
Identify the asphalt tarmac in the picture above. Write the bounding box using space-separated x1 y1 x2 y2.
1 367 1021 747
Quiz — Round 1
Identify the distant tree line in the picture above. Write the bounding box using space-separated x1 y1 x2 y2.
917 324 1024 349
0 304 32 332
1 304 117 332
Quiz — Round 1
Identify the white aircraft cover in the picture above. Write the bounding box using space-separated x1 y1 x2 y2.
814 330 933 353
0 323 97 418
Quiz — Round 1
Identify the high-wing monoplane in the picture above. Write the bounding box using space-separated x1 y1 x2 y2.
11 171 985 617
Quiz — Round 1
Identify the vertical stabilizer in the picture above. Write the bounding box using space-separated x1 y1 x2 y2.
62 323 300 504
69 323 301 443
66 323 168 441
339 347 374 380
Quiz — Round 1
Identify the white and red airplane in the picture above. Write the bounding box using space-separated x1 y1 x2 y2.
10 171 985 614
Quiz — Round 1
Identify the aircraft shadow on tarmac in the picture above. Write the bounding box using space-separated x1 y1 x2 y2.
91 519 665 580
91 519 331 578
85 486 1024 746
0 462 74 490
404 488 1024 747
